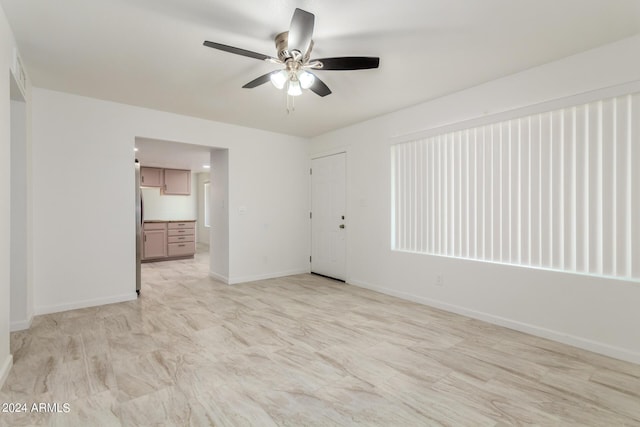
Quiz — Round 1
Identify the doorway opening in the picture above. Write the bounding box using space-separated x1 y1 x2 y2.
134 137 228 295
9 71 30 330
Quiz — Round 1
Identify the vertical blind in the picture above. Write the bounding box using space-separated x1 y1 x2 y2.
391 93 640 281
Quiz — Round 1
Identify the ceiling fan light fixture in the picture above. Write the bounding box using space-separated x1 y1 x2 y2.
203 8 379 108
270 70 288 89
287 79 302 96
297 70 315 89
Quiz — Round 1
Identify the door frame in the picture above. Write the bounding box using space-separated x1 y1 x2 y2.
310 147 350 282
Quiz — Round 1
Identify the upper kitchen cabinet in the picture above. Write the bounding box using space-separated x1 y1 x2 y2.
140 167 163 187
163 169 191 195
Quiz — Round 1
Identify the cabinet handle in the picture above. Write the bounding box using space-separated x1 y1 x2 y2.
178 237 185 240
178 244 185 247
144 235 147 242
141 176 144 183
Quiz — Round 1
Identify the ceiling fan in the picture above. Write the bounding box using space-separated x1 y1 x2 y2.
203 8 380 99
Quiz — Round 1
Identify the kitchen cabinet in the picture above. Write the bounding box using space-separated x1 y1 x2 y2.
167 222 196 256
140 167 163 187
142 223 167 260
142 221 195 261
163 169 191 195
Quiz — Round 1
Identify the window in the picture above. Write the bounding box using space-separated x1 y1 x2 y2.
392 92 640 280
204 182 211 228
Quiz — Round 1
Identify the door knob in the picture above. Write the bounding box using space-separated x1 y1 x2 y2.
339 224 345 229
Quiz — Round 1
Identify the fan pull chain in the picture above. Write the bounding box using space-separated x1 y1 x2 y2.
286 93 295 114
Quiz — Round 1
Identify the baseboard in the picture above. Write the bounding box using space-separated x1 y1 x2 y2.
0 354 13 389
10 315 33 332
210 269 309 285
34 293 137 316
228 269 310 285
349 279 640 365
209 271 229 284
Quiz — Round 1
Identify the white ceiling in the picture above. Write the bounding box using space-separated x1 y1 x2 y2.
3 0 640 137
135 137 213 173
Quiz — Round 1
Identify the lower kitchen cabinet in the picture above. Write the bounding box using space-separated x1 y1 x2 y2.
143 223 167 259
142 220 196 261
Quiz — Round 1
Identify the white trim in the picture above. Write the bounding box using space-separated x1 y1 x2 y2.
227 269 310 285
209 270 229 284
393 248 640 286
348 278 640 365
391 80 640 145
310 146 349 160
0 355 13 389
34 293 137 316
10 315 33 332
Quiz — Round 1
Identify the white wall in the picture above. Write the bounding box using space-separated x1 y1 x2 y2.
210 150 228 281
32 89 309 314
228 137 310 283
196 172 210 245
141 173 197 221
311 35 640 364
0 4 12 389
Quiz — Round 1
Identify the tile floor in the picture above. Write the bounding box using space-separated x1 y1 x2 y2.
1 245 640 426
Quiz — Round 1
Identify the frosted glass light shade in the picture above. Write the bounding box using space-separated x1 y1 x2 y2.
298 71 315 89
270 70 288 89
287 79 302 96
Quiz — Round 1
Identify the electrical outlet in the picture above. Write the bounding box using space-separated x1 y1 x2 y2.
435 274 443 286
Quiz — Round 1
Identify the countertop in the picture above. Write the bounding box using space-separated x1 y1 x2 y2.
143 219 196 223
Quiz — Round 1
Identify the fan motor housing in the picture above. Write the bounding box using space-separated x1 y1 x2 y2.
275 31 313 63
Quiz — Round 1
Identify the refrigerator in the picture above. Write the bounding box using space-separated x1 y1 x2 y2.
135 159 142 296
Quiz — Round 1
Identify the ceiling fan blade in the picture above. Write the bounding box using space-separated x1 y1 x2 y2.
203 41 272 61
242 72 274 89
288 8 314 55
308 74 331 97
312 57 380 70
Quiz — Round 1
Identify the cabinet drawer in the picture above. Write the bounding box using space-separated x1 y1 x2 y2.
168 222 195 230
144 222 167 230
168 242 195 257
168 228 194 237
168 235 194 244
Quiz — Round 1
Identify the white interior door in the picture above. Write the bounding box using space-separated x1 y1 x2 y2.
311 153 346 281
